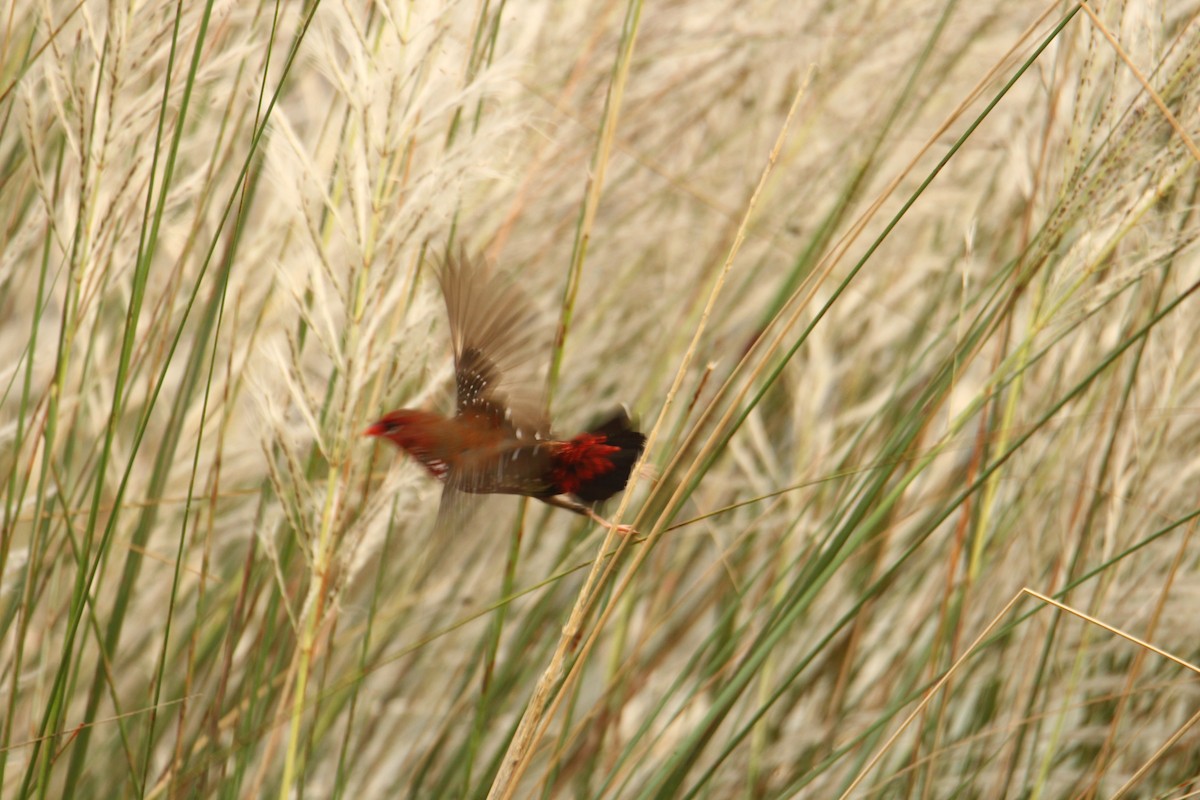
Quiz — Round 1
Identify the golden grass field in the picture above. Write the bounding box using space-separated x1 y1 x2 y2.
3 1 1200 797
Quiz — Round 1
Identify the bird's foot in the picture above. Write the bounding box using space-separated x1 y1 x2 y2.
583 507 637 537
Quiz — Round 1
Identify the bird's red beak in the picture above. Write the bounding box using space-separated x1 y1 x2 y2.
363 421 385 438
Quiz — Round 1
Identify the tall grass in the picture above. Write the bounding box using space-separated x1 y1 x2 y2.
3 0 1200 797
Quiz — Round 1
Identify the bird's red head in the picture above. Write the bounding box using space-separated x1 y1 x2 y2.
363 409 441 451
365 409 456 480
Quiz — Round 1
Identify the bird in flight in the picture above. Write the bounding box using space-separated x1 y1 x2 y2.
365 254 645 533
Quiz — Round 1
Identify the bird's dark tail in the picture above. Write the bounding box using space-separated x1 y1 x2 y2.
552 410 646 504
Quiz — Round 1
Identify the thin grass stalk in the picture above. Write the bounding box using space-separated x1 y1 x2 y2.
25 1 199 789
545 0 644 407
491 74 808 800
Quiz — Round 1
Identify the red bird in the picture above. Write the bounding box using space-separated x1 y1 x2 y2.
365 255 645 529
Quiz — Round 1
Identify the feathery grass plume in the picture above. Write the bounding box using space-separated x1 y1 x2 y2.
3 0 1200 797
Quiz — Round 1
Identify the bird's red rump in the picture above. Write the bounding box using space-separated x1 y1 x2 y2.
552 433 620 495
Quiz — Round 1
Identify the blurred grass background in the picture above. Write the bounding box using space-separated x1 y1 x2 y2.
3 0 1200 797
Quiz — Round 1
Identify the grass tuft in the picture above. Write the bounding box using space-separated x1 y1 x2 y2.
4 1 1200 797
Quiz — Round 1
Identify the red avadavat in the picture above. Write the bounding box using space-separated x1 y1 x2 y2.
366 255 645 529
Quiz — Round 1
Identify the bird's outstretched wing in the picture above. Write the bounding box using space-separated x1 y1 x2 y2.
436 252 551 440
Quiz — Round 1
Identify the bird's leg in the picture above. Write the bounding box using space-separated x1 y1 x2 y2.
582 506 638 537
542 496 637 536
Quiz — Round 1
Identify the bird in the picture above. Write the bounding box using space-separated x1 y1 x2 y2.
365 253 646 533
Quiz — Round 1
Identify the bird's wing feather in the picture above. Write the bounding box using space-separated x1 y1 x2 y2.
437 253 550 438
